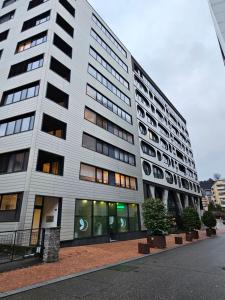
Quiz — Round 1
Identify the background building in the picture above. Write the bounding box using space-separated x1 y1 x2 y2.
211 180 225 208
0 0 201 244
200 178 215 210
208 0 225 64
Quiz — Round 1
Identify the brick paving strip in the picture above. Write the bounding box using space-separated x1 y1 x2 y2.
0 229 225 297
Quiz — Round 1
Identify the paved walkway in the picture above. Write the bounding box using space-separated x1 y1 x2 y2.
4 232 225 300
0 228 224 295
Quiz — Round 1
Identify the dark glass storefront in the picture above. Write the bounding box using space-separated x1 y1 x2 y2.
74 200 140 239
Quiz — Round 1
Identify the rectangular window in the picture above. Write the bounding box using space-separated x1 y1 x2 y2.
0 49 3 59
88 65 130 106
59 0 75 17
22 10 50 31
41 114 67 139
0 149 29 175
53 33 72 58
1 81 39 106
8 54 44 78
84 107 133 144
0 29 9 42
56 13 74 37
82 133 135 166
92 14 127 57
74 200 92 238
86 85 132 124
28 0 49 10
89 47 129 89
46 82 69 108
50 56 71 81
0 10 15 25
80 163 95 182
0 113 35 138
2 0 16 8
90 29 128 72
36 150 64 176
0 193 23 222
16 31 47 53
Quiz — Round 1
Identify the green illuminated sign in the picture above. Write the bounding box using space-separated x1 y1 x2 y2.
117 203 125 209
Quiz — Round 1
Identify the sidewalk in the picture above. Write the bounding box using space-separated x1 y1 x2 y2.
0 229 224 293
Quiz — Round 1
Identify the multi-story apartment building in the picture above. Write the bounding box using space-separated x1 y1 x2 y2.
211 180 225 208
208 0 225 64
0 0 201 244
200 178 215 210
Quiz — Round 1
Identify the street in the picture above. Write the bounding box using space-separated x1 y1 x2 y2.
3 233 225 300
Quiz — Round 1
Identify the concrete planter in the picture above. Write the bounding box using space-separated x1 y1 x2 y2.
191 230 199 239
206 228 212 237
146 235 155 248
185 232 193 242
174 236 183 244
211 228 216 235
153 235 166 249
138 243 150 254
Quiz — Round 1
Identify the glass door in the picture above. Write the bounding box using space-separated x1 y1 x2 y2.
108 202 117 240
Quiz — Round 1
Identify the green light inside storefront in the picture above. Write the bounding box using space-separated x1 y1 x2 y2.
117 203 125 209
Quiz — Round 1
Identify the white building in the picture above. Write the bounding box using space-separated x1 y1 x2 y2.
0 0 201 244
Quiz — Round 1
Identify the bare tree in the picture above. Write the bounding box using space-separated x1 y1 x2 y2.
213 173 221 180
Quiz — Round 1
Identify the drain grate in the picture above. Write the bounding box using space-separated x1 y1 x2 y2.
108 264 139 272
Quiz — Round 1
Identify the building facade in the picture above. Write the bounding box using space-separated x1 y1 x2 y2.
0 0 201 243
211 180 225 208
208 0 225 64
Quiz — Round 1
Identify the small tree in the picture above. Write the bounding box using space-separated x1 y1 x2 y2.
142 198 170 235
182 207 201 232
201 211 216 229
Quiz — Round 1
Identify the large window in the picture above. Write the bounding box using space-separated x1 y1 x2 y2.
84 107 133 144
41 114 67 139
0 193 23 222
56 13 74 37
89 47 129 89
0 29 9 42
88 65 130 106
1 81 39 106
16 31 47 53
50 56 71 81
82 133 135 166
92 14 127 57
74 200 139 239
141 141 156 157
0 149 29 175
80 163 137 190
0 113 35 138
90 29 128 72
59 0 75 17
28 0 49 10
46 82 69 108
36 150 64 176
2 0 17 8
22 10 50 31
53 33 72 58
0 10 15 25
86 85 132 124
153 165 164 179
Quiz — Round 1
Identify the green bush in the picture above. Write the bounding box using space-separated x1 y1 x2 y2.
182 207 201 232
142 198 170 235
201 211 216 229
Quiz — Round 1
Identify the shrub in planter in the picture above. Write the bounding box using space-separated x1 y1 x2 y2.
182 207 201 233
201 211 216 236
142 198 170 249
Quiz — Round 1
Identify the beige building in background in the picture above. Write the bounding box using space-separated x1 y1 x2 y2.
211 180 225 208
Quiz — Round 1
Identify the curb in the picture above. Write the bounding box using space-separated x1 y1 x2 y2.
0 234 220 298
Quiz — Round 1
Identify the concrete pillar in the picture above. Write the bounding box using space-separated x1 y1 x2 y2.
176 192 183 214
149 185 155 199
191 196 196 209
184 195 189 208
162 189 169 210
42 227 60 263
197 197 201 216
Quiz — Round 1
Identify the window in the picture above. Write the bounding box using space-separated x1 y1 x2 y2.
163 154 170 166
88 65 130 106
82 133 135 166
153 165 164 179
84 107 133 144
161 138 168 150
56 13 74 37
93 201 107 236
2 0 16 8
0 193 23 222
59 0 75 17
86 85 132 124
1 81 39 106
139 122 147 135
28 0 49 10
154 96 165 111
146 113 157 127
90 29 128 72
158 123 169 137
22 11 50 31
117 203 128 233
53 33 72 58
46 82 69 108
165 171 173 184
0 113 35 138
0 10 15 25
0 29 9 42
141 141 156 157
80 164 95 182
92 14 127 57
36 150 64 176
50 56 71 81
74 200 92 238
134 75 148 94
136 90 149 107
16 31 47 54
149 130 159 143
89 47 129 89
137 105 145 118
143 161 151 175
42 114 67 139
181 178 189 190
0 149 29 175
8 54 44 78
0 49 3 60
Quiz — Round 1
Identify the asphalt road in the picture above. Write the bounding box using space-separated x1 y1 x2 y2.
3 234 225 300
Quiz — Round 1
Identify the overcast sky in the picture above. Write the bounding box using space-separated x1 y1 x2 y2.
88 0 225 181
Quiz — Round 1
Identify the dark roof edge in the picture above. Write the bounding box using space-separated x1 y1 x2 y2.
131 56 186 124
